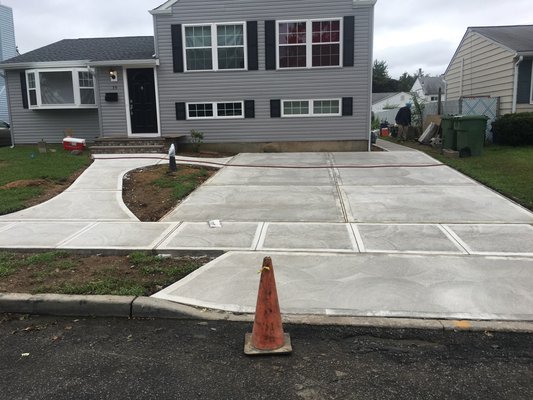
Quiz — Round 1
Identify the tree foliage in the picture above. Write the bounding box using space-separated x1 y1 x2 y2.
372 60 423 93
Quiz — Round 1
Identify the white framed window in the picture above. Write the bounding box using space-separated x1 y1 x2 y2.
277 18 342 69
25 68 96 109
530 62 533 104
282 99 341 117
184 22 247 72
187 101 244 119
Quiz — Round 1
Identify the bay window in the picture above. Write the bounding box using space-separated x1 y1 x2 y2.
184 22 246 71
278 19 342 69
25 68 96 109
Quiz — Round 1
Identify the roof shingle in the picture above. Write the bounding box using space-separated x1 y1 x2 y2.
2 36 155 64
470 25 533 53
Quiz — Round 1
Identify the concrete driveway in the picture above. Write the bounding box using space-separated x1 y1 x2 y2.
1 147 533 321
155 148 533 320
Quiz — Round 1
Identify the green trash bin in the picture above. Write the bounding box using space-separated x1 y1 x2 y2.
454 115 488 157
440 116 457 150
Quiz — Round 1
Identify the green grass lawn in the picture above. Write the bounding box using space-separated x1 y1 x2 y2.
383 138 533 211
0 145 92 215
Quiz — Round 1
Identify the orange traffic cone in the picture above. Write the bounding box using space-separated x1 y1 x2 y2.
244 257 292 355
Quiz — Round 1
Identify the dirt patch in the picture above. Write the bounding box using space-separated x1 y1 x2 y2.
1 179 49 189
0 251 214 296
8 163 91 209
122 164 217 222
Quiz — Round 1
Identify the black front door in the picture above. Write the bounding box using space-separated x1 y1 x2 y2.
127 68 158 134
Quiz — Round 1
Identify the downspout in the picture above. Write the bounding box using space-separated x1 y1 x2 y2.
367 4 375 152
459 58 464 98
512 55 523 113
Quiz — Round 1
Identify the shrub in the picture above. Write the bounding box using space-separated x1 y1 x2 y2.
492 112 533 146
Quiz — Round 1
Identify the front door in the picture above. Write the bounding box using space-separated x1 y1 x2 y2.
127 68 158 134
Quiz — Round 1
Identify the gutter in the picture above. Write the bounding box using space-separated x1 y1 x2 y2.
512 55 523 113
87 59 159 67
0 60 90 70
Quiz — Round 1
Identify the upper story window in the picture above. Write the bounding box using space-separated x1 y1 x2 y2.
25 68 96 109
278 19 342 69
184 22 247 72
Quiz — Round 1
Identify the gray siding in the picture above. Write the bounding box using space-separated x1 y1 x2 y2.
96 66 128 136
6 70 100 144
154 0 373 143
0 5 17 122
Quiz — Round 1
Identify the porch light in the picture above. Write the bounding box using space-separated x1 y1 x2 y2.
109 69 118 82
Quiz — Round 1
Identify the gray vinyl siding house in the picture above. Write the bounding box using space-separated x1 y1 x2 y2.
0 0 376 151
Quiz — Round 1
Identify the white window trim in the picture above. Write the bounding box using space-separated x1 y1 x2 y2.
530 62 533 104
276 18 343 70
281 99 342 117
182 22 248 72
186 101 245 120
25 68 97 109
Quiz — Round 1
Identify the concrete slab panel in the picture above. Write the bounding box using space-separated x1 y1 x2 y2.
163 185 345 222
159 222 261 250
0 222 14 232
67 168 125 191
356 224 463 253
446 224 533 255
2 191 137 221
230 152 329 166
332 151 439 166
153 251 533 320
260 223 357 252
337 166 474 186
0 222 91 248
207 166 334 186
341 185 533 224
60 222 176 249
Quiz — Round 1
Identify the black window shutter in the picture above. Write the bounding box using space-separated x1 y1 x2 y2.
270 99 281 117
343 16 355 67
171 24 184 73
20 71 28 109
247 21 258 71
517 59 532 104
175 102 186 120
265 20 276 70
244 100 255 118
342 97 353 116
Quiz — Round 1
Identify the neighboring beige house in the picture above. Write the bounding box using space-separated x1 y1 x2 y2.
410 76 445 102
371 92 411 112
444 25 533 115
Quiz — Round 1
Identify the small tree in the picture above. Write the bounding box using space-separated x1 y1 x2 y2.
409 92 426 135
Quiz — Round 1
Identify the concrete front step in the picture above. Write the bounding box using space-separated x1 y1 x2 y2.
94 138 166 147
90 145 165 154
91 137 168 154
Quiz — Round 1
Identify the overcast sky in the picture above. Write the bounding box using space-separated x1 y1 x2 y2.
2 0 533 78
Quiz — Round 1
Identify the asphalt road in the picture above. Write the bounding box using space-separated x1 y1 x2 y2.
0 314 532 400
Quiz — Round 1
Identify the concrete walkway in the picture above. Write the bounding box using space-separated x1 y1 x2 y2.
1 148 533 321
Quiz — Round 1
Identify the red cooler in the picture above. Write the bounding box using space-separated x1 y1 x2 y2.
62 137 86 151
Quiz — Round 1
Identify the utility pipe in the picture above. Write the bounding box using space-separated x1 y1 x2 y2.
512 55 523 113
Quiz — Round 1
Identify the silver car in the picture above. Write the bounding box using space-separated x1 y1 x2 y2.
0 120 11 147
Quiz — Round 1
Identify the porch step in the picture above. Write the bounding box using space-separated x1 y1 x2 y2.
90 145 165 154
90 137 167 154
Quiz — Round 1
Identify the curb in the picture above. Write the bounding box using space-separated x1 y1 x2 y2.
1 293 533 333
